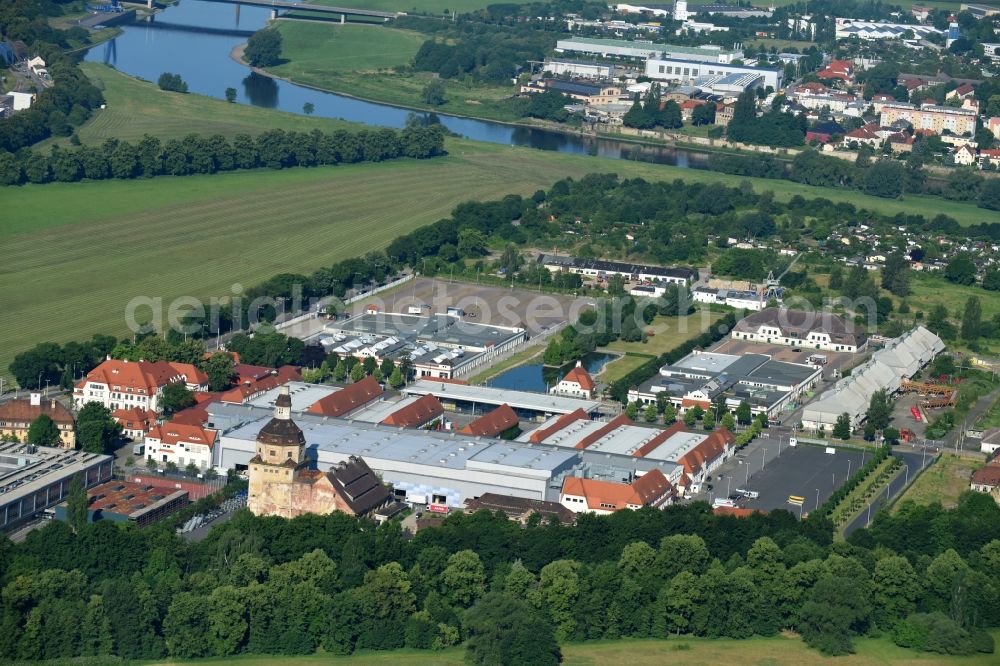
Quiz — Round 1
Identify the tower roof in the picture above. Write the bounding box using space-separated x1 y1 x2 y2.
257 386 305 446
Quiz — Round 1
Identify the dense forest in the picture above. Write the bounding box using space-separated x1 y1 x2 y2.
1 492 997 662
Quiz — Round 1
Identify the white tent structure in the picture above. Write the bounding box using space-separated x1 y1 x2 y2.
801 326 944 432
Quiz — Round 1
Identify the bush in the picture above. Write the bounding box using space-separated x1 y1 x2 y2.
157 72 188 93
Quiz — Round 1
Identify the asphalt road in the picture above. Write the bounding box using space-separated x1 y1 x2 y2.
842 449 931 538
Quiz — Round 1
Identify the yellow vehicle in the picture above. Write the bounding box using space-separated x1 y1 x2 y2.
787 495 805 506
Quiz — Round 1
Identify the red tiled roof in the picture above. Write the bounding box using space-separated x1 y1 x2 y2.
382 394 443 428
971 463 1000 487
459 404 519 437
76 359 181 396
633 421 687 458
167 362 208 387
714 506 759 517
954 83 974 96
561 363 595 392
146 422 218 449
561 468 673 511
676 428 735 475
307 376 383 418
112 407 156 431
529 408 590 443
170 403 213 426
220 365 301 403
574 413 632 449
0 397 74 425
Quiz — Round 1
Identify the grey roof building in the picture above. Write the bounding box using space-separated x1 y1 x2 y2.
732 308 867 352
801 326 944 431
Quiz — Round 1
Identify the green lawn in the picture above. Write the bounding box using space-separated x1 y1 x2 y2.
271 22 425 74
312 0 525 15
268 21 521 122
143 634 1000 666
598 353 654 384
977 394 1000 429
604 310 724 357
893 454 981 512
908 273 1000 322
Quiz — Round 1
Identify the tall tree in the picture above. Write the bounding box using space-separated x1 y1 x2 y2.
160 382 195 417
76 403 122 454
202 352 237 392
833 413 852 440
881 253 911 297
245 28 283 67
866 389 893 431
66 473 89 532
27 414 61 446
464 593 561 666
961 296 982 341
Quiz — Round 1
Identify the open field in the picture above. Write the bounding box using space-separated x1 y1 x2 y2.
272 22 425 74
893 454 982 511
599 353 653 384
53 64 1000 226
604 310 724 357
144 633 1000 666
6 65 999 382
977 394 1000 429
269 21 521 122
313 0 522 15
908 274 1000 321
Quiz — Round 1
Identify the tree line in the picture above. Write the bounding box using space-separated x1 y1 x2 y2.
708 146 1000 211
0 125 446 185
1 488 997 661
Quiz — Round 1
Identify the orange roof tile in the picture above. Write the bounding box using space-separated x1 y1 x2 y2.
0 397 74 426
574 413 632 449
307 376 384 417
560 363 595 392
529 408 590 443
561 469 673 511
382 394 443 428
146 422 218 449
676 428 735 475
458 404 519 437
112 407 157 431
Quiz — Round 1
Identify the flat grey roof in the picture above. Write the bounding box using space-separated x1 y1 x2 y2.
405 379 601 414
327 312 523 351
350 396 420 424
0 442 111 503
223 416 579 475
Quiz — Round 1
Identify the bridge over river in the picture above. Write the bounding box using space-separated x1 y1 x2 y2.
191 0 401 21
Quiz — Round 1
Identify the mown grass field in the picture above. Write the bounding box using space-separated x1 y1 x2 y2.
598 353 653 384
268 21 521 122
6 64 999 383
144 634 1000 666
604 311 725 357
272 23 425 74
893 454 983 512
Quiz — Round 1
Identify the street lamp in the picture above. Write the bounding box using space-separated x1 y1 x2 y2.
847 459 852 478
37 371 43 390
761 447 767 473
815 488 820 510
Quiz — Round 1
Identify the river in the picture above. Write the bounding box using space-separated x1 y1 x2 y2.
85 0 715 167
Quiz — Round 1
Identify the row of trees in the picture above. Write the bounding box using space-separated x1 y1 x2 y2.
0 125 446 185
1 490 997 661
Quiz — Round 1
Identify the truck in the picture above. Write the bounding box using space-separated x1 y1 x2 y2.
407 306 423 315
735 488 759 499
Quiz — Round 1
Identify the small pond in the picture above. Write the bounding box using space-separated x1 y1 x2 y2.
488 352 615 393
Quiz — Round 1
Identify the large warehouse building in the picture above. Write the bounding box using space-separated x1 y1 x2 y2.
216 412 680 509
556 37 741 63
0 443 114 532
645 58 783 90
320 311 526 380
801 326 944 432
628 350 822 420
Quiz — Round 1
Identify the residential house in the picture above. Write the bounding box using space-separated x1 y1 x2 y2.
113 407 157 441
970 461 1000 498
979 149 1000 168
74 358 208 414
144 422 218 471
550 361 596 399
954 144 977 166
0 394 75 448
845 126 882 149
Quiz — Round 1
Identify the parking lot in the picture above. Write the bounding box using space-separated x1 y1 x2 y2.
354 277 587 336
892 392 930 438
706 438 868 517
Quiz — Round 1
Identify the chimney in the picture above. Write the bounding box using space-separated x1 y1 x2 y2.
51 400 57 410
29 393 41 406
